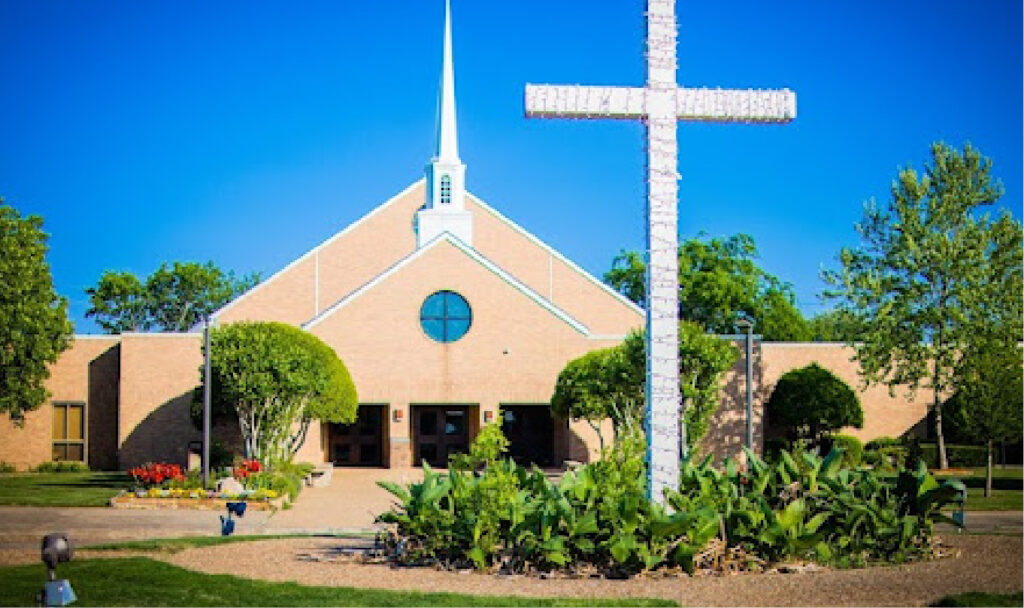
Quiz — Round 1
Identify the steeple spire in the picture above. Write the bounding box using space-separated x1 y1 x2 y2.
418 0 472 247
436 0 459 163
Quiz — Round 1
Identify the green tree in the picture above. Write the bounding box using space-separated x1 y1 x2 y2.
551 321 738 452
944 339 1023 497
822 142 1016 469
766 363 863 446
550 347 638 451
86 262 258 333
806 309 860 342
205 322 357 464
0 200 73 420
83 271 148 333
605 234 810 340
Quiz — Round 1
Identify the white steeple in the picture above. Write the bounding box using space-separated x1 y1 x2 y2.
418 0 472 247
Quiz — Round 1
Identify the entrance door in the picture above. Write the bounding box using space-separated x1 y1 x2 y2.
502 405 555 467
330 404 385 467
413 406 470 467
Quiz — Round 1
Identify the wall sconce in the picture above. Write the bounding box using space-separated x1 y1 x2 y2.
483 410 494 424
393 409 404 423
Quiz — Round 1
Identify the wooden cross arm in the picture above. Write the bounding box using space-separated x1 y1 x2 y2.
525 84 796 123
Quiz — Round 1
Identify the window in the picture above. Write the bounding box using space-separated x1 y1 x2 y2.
52 402 84 462
420 290 472 343
439 175 452 205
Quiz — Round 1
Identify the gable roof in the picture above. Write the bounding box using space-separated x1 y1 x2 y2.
209 180 423 324
303 232 590 335
210 178 643 329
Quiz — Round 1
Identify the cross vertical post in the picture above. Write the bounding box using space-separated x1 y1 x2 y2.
524 0 795 504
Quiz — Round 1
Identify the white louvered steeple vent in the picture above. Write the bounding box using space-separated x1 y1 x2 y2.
417 0 472 247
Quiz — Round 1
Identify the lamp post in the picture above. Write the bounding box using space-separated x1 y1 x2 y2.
202 315 212 489
734 316 755 450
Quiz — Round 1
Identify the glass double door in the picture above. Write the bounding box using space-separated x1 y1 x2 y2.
330 405 385 467
413 406 469 467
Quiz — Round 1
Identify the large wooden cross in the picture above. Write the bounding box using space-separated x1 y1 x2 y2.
525 0 795 503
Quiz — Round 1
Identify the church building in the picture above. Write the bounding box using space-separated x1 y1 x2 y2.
0 3 931 473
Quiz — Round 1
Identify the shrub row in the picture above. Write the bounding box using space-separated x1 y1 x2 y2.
376 433 963 576
920 444 989 469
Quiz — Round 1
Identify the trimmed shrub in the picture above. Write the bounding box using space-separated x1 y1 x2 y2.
34 461 89 473
0 461 16 473
921 444 989 469
829 434 864 468
865 436 903 450
766 363 863 446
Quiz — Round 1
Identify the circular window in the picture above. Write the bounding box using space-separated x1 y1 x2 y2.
420 290 472 343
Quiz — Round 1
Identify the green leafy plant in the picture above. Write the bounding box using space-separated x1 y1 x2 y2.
34 461 90 473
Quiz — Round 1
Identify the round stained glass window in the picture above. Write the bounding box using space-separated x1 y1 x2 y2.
420 290 472 343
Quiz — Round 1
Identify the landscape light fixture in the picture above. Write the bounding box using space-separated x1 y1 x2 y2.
37 533 76 606
734 316 755 450
220 501 247 536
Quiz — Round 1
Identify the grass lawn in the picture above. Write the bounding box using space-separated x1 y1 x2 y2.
0 472 129 507
0 558 676 607
85 534 373 553
961 488 1023 512
931 591 1024 607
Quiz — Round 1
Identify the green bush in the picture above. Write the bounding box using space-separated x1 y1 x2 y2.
766 363 863 446
865 436 903 450
34 461 89 473
0 461 16 473
376 427 963 576
828 434 863 468
921 444 989 468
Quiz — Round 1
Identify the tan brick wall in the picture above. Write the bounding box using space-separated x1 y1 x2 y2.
118 334 204 468
702 338 762 464
309 239 625 466
0 336 119 471
468 195 645 337
759 343 931 442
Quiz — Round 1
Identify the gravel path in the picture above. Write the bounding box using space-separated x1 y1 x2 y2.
153 534 1022 607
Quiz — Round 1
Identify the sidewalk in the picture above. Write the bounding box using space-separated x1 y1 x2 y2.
0 467 424 549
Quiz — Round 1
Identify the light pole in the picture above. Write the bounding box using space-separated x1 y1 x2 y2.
734 316 755 450
202 315 212 489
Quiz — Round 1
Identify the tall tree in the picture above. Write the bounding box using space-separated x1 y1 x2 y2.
86 261 259 333
806 309 860 342
0 200 73 420
944 338 1023 497
605 234 810 340
822 142 1015 469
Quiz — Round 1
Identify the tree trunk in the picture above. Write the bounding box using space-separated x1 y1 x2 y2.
934 383 949 470
588 420 605 454
985 439 993 498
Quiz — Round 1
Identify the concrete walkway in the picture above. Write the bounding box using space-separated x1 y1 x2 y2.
0 467 423 549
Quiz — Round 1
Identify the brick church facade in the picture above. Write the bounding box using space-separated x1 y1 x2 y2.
0 3 931 472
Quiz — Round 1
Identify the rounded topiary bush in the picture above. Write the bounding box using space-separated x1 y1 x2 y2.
766 363 863 446
829 434 864 468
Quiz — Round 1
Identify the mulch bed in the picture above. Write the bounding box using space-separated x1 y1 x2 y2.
155 533 1023 607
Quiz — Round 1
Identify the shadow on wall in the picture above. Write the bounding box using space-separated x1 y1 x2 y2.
119 390 201 469
87 344 120 471
700 340 768 465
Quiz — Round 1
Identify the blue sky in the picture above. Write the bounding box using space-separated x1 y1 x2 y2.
1 0 1021 334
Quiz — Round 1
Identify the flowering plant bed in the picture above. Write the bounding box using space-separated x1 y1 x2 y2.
110 489 283 510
